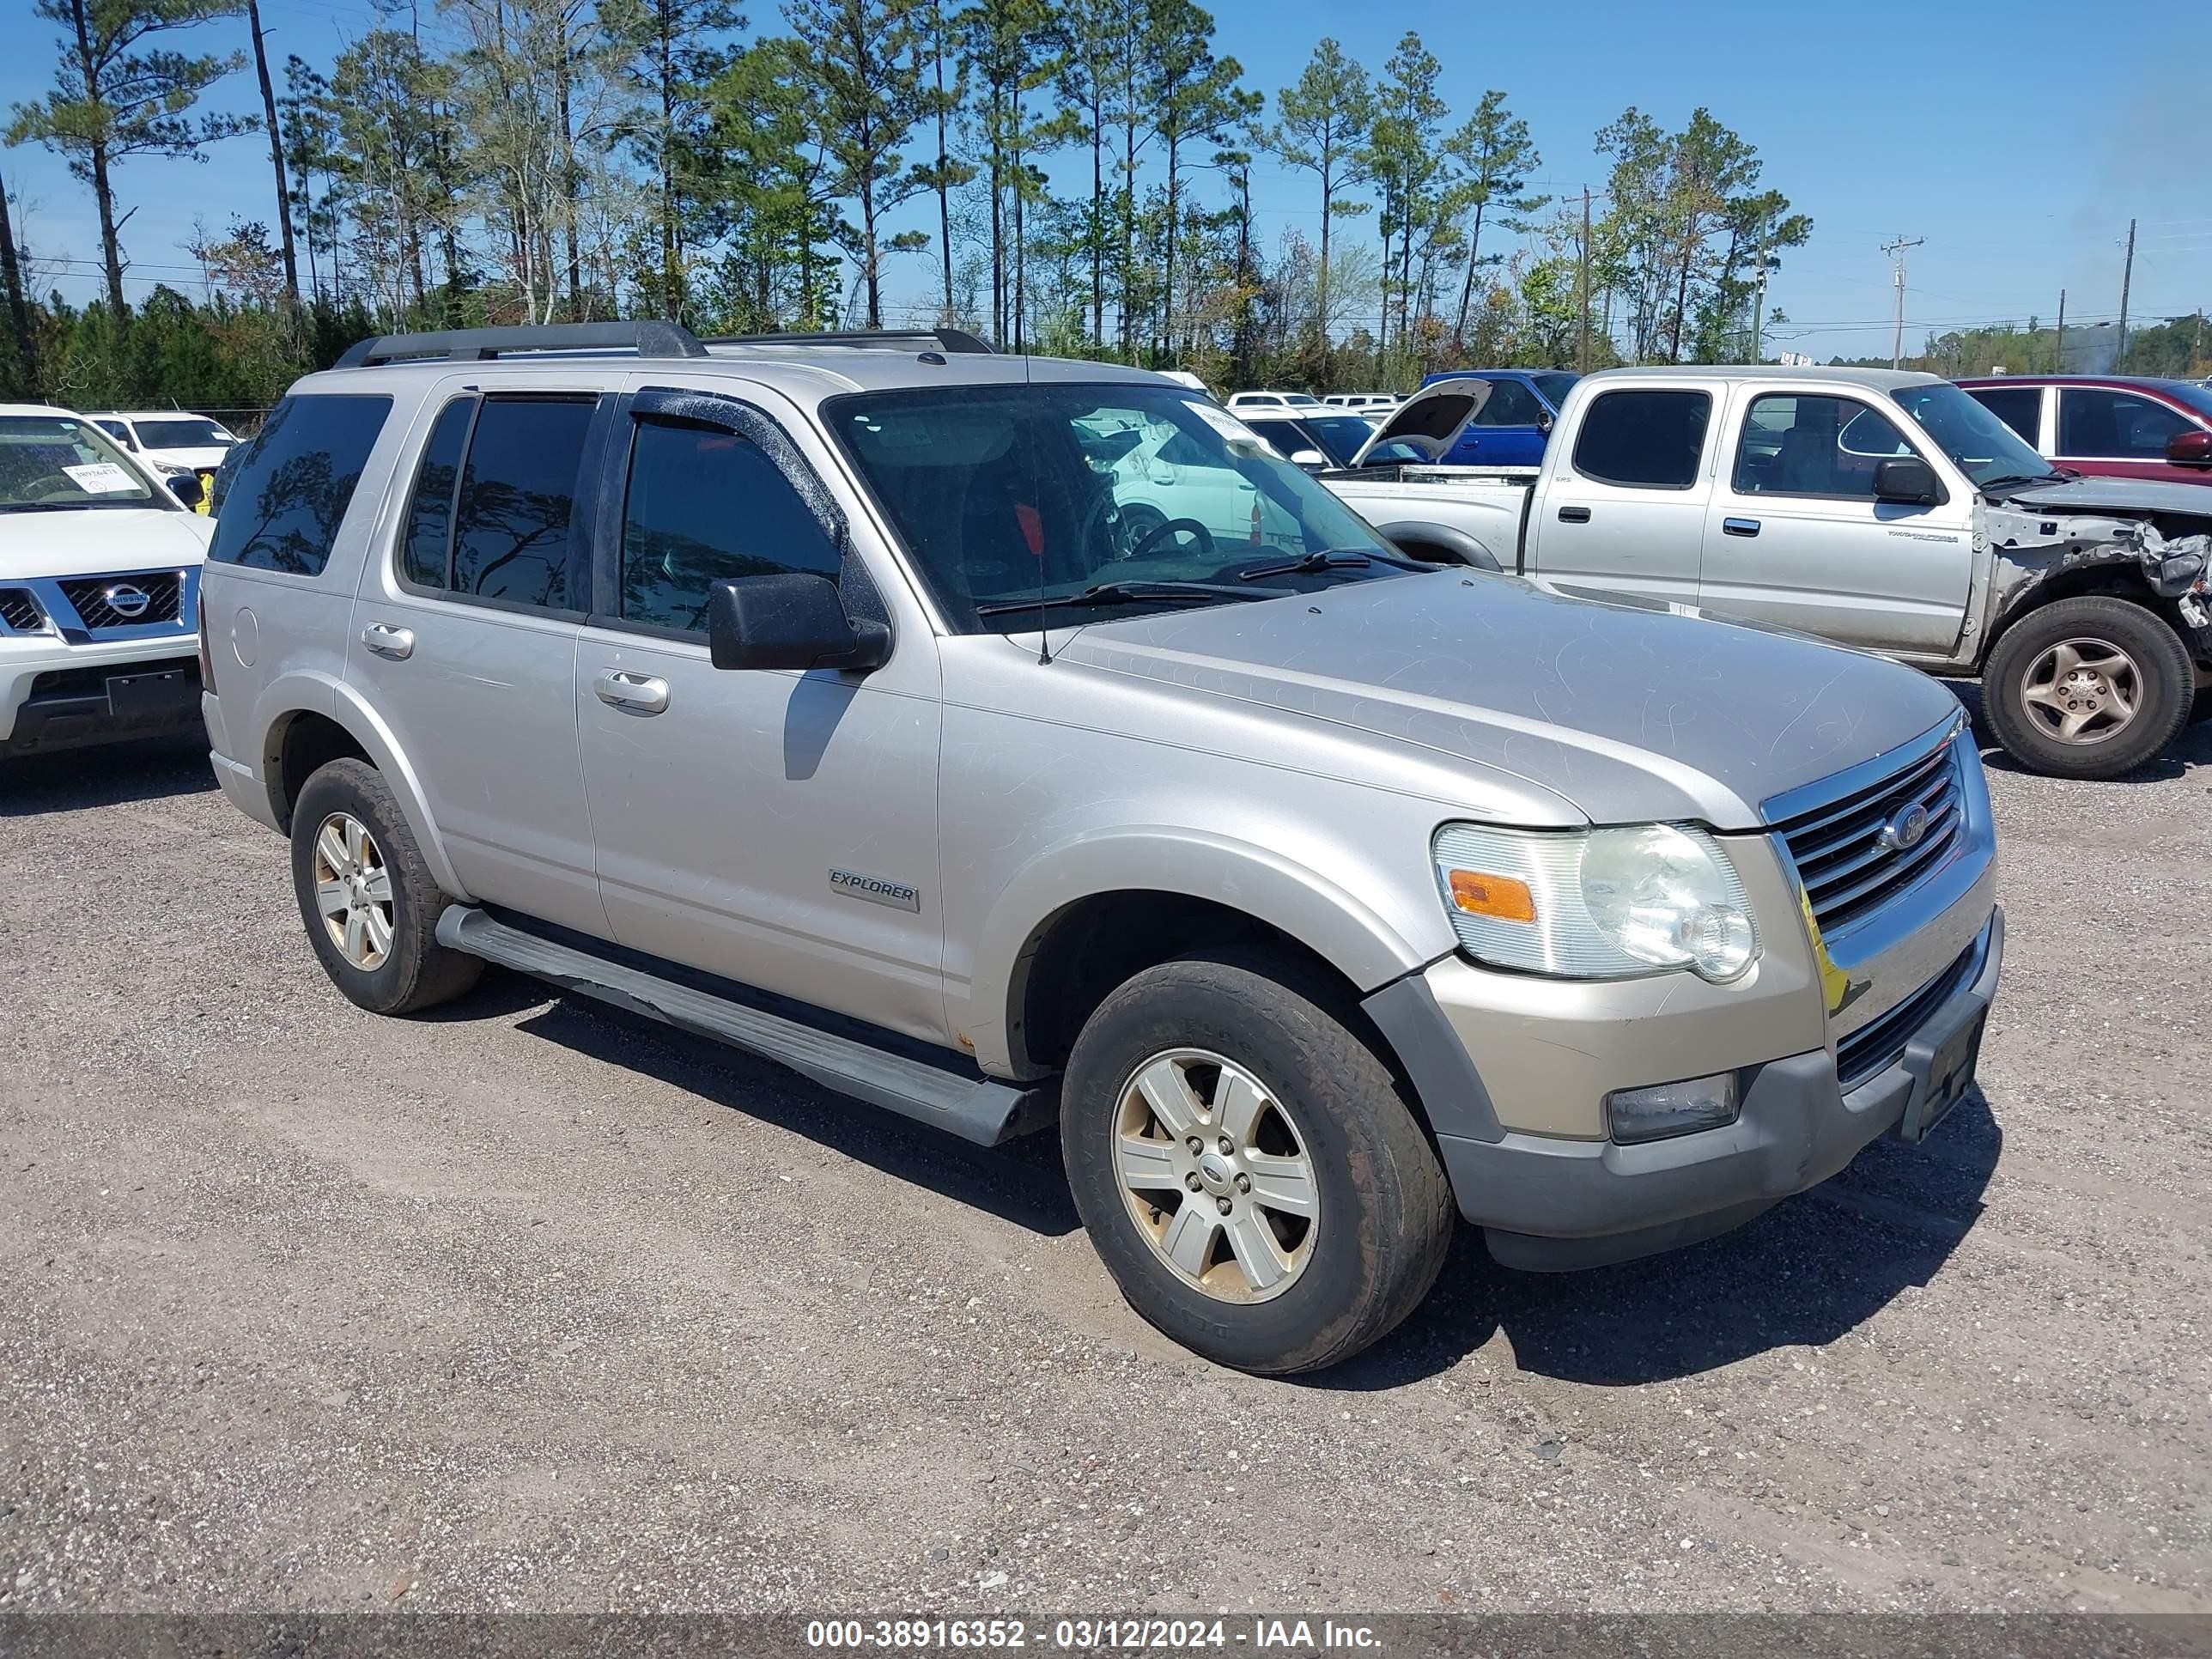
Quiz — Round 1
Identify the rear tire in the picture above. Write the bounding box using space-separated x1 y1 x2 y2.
289 757 481 1015
1983 596 2194 780
1060 950 1455 1376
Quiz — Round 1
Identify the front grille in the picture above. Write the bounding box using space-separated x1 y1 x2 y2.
1772 736 1962 936
1836 941 1978 1091
59 570 184 629
0 586 40 632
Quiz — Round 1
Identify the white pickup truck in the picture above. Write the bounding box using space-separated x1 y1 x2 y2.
1324 367 2212 780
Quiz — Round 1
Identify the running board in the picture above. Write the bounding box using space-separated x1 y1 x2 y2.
435 906 1053 1146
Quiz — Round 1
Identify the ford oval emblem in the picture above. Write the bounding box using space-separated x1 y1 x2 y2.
1878 801 1929 852
103 582 152 619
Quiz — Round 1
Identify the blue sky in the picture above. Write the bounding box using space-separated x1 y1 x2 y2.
3 0 2204 362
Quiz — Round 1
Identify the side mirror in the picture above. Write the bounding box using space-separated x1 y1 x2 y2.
1536 410 1554 434
1289 448 1327 471
2166 429 2212 468
167 472 204 508
706 573 889 673
1874 456 1941 505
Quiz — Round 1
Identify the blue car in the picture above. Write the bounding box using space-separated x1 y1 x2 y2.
1400 368 1578 467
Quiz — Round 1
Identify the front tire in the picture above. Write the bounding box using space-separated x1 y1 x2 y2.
1984 596 2194 780
289 757 481 1015
1061 951 1454 1376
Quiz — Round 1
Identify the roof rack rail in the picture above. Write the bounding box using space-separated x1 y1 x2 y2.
334 321 709 368
702 327 994 356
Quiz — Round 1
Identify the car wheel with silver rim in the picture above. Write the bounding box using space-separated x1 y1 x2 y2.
1062 950 1454 1376
289 757 482 1016
1984 595 2195 781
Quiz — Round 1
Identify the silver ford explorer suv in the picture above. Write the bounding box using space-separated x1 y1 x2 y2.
199 323 2002 1375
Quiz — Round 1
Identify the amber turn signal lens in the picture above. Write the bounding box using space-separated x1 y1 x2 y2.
1447 869 1535 923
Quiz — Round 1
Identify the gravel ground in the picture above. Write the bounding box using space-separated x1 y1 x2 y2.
2 710 2209 1620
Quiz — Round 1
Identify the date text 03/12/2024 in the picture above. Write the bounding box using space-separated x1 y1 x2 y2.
804 1619 1383 1650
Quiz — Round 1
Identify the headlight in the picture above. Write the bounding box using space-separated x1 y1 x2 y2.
1432 822 1759 982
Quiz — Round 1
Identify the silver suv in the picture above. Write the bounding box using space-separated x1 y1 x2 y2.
201 324 2003 1375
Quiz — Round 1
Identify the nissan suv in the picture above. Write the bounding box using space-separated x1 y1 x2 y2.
199 324 2003 1375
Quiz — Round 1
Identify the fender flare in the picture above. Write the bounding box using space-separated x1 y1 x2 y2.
255 670 472 899
1373 520 1503 572
961 825 1437 1079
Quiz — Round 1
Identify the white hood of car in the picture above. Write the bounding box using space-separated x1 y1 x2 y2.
0 507 214 582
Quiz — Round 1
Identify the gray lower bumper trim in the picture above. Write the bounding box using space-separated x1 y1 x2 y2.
1443 907 2002 1273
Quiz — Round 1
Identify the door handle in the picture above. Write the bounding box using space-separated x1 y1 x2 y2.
361 622 415 659
594 670 671 714
1558 506 1592 524
1723 517 1761 538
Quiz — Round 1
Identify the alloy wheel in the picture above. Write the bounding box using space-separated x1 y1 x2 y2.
1114 1048 1319 1303
311 811 395 970
2021 636 2142 746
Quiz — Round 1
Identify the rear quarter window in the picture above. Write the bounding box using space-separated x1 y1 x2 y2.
208 393 392 575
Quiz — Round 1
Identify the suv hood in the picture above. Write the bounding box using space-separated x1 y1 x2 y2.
0 506 213 582
1349 377 1495 467
2001 475 2212 519
1066 570 1961 830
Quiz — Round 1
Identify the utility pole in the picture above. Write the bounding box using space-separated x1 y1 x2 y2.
1881 234 1923 370
1577 186 1591 374
1751 227 1774 363
2116 216 2136 365
2055 288 2066 374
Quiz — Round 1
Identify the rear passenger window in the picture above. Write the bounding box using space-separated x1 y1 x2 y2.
619 418 842 634
398 397 475 589
207 394 392 575
1966 386 2041 447
449 398 595 609
1571 389 1711 489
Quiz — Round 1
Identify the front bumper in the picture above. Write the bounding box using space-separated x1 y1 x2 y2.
1 638 204 754
1431 908 2002 1270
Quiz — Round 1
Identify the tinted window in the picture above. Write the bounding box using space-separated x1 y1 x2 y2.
2059 389 2191 459
208 394 392 574
1571 389 1711 489
1966 386 2042 446
399 397 476 589
1294 415 1379 465
1474 379 1544 426
620 419 842 633
1733 393 1911 498
449 398 594 609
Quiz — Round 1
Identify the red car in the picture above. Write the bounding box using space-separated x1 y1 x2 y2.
1956 374 2212 484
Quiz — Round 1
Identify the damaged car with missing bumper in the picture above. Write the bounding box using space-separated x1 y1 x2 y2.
1327 367 2212 779
202 325 2000 1376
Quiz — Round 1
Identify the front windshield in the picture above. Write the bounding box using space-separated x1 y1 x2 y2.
830 384 1413 634
0 415 160 511
1889 382 2056 488
2161 380 2212 422
135 417 234 450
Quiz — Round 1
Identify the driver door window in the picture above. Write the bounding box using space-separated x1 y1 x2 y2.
2057 389 2190 461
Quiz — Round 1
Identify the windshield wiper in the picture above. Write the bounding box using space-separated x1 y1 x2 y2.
1237 550 1374 581
974 580 1267 617
1980 472 2066 493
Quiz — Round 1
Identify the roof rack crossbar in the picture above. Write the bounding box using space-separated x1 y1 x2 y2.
334 321 709 368
702 327 994 356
